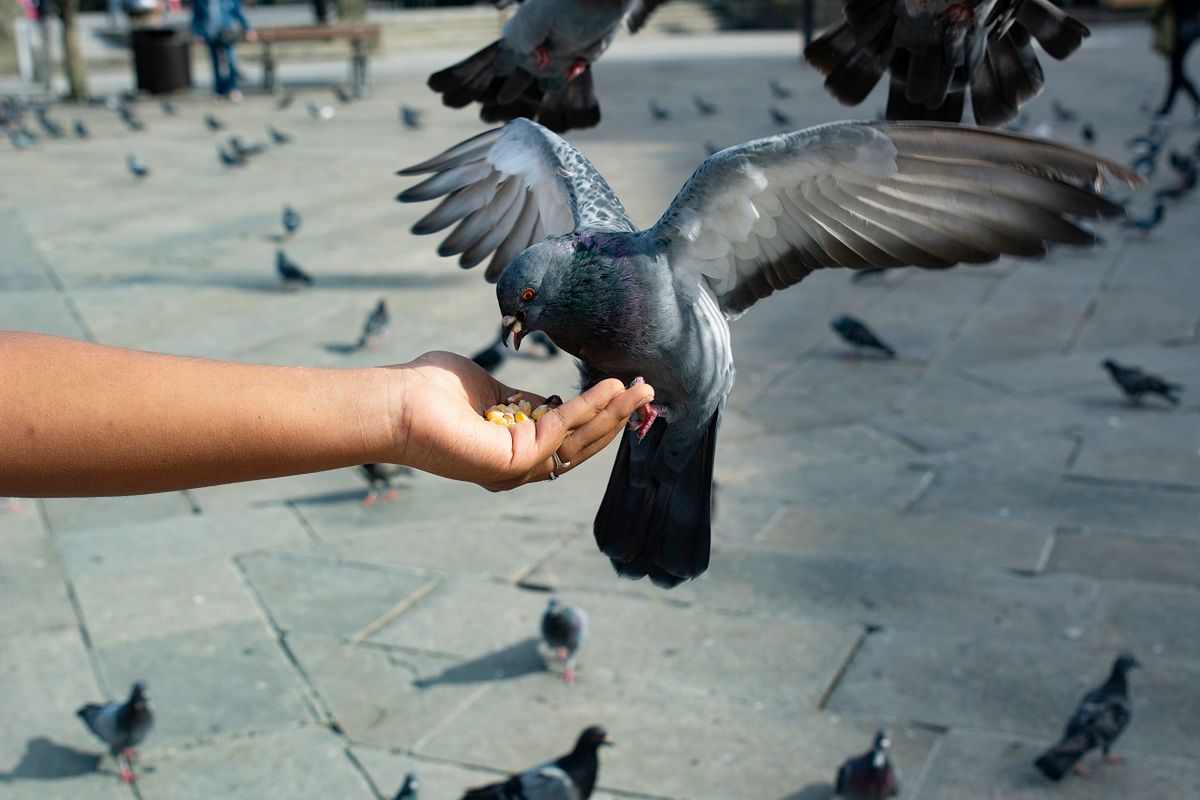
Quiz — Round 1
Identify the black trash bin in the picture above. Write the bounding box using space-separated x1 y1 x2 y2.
131 28 192 95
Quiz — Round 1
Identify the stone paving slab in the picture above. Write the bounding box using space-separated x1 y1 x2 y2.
826 631 1200 760
40 493 196 537
1068 412 1200 487
1047 528 1200 588
1083 582 1200 660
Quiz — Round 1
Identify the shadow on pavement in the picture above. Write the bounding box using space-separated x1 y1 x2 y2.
0 737 102 783
413 638 546 689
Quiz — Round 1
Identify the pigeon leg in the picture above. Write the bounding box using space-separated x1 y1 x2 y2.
533 44 551 70
564 58 588 82
383 488 399 502
561 666 576 683
554 646 568 662
1102 754 1125 765
629 404 662 442
119 749 136 783
362 490 378 507
1073 762 1091 777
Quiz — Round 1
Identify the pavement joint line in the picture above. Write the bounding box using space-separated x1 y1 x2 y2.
815 624 873 712
905 727 947 800
1063 427 1087 471
410 682 493 755
340 745 388 800
919 261 1015 377
1031 527 1058 577
748 504 788 542
507 533 574 588
1060 472 1200 495
285 499 325 545
898 466 938 515
863 419 932 457
348 577 443 646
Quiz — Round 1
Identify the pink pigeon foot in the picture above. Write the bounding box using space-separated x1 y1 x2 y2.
1103 755 1125 765
533 44 550 70
383 488 399 502
1073 763 1091 777
361 493 378 507
630 404 662 442
564 58 588 81
561 667 576 683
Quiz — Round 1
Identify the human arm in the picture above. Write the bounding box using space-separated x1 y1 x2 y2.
0 332 652 497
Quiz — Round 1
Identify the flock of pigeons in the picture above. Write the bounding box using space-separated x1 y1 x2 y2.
5 0 1190 796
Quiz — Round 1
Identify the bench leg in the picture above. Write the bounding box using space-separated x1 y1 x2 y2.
351 38 368 97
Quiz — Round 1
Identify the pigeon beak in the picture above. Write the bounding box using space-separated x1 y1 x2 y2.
501 314 525 351
602 735 614 747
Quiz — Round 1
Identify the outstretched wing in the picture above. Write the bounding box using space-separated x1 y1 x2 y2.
644 121 1142 317
397 118 635 281
626 0 672 34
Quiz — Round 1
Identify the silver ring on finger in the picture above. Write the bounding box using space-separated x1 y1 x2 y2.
552 451 571 471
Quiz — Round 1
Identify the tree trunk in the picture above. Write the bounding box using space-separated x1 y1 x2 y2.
340 0 366 23
59 0 88 100
0 0 19 75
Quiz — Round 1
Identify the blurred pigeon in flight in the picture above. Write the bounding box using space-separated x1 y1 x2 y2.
356 299 391 350
541 597 587 682
126 153 150 179
1102 359 1181 406
1035 654 1139 780
832 315 896 358
77 682 154 783
282 204 301 237
835 729 898 799
276 249 312 288
398 117 1140 588
394 772 419 800
460 726 612 800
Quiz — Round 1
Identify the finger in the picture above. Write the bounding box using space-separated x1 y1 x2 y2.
529 378 628 458
561 382 654 456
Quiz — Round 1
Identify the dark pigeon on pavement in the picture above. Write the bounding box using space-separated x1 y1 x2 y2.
400 105 424 130
160 98 176 115
851 267 893 283
693 95 719 115
308 101 336 121
769 77 792 99
73 118 89 138
649 99 671 121
1081 122 1095 145
9 127 39 149
277 92 295 110
769 106 793 127
359 463 413 505
230 135 267 158
118 105 145 131
77 682 154 783
1121 201 1165 234
357 298 391 350
394 771 419 799
541 597 587 683
1035 653 1140 780
36 108 65 138
282 204 301 236
832 315 896 358
333 85 353 103
276 249 313 288
460 726 612 800
268 124 293 145
126 153 150 179
1102 359 1181 406
835 729 898 800
1052 98 1078 123
218 143 246 167
205 113 225 131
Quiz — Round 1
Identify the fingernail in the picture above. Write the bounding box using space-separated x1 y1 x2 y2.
546 395 563 408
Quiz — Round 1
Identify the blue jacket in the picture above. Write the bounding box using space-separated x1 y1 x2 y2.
192 0 251 42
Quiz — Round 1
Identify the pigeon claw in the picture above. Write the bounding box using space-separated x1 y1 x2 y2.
533 44 551 70
383 488 399 502
630 403 662 442
554 647 568 662
1073 763 1091 777
561 667 576 683
119 768 136 783
362 493 378 507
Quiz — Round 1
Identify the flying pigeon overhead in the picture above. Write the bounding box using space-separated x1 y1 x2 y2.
805 0 1091 126
427 0 671 133
541 597 588 682
398 118 1140 588
832 315 896 358
1102 359 1181 406
835 729 899 800
77 682 154 783
460 726 612 800
1035 654 1139 780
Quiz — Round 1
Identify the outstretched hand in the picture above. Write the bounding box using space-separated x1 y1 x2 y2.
392 351 654 491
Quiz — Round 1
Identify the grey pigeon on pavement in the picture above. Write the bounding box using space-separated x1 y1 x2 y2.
118 105 145 131
769 77 792 98
1081 122 1096 145
73 118 90 138
357 298 391 350
649 98 671 121
394 771 419 800
460 726 612 800
230 135 267 158
36 108 64 138
8 127 39 149
282 204 301 236
126 153 150 179
832 315 896 358
277 92 295 110
835 729 898 799
218 143 246 167
1052 98 1078 123
400 104 424 130
160 98 176 115
268 125 293 145
276 249 312 288
398 118 1140 588
1035 654 1139 780
427 0 670 133
359 463 413 505
806 0 1090 126
1102 359 1181 406
541 597 588 682
693 94 718 115
307 102 336 121
205 113 225 131
77 682 154 783
333 84 353 103
769 106 793 127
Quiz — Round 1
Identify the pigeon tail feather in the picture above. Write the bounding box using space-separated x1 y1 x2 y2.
1018 0 1090 61
1035 738 1089 781
429 41 503 108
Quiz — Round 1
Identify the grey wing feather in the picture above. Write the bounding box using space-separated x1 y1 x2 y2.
88 703 123 747
519 765 581 800
398 119 634 281
644 120 1143 318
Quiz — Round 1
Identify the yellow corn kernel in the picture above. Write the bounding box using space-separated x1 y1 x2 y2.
507 392 523 402
486 410 505 422
531 404 550 420
513 411 528 423
518 399 532 415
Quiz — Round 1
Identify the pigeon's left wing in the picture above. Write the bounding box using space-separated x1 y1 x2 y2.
398 119 635 281
645 121 1142 317
626 0 671 33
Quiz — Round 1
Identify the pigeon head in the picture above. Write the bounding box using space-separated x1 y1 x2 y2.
575 725 613 751
546 596 560 610
872 729 891 752
1114 653 1141 673
129 682 148 708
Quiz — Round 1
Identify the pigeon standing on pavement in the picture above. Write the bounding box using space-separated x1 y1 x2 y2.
769 106 793 127
277 92 295 110
333 85 353 103
126 154 150 179
160 98 176 115
307 102 336 121
282 204 302 237
832 315 896 358
218 143 246 167
649 99 671 121
1052 98 1078 123
36 108 65 138
357 299 391 350
276 249 313 288
427 0 671 133
394 771 420 800
541 597 588 682
768 77 792 98
693 94 718 115
1102 359 1182 406
460 726 612 800
806 0 1090 126
268 125 293 145
1035 654 1140 781
73 119 90 138
400 105 424 130
398 118 1140 588
359 463 413 505
118 105 145 131
835 729 899 799
205 113 225 131
77 682 154 783
1081 122 1096 145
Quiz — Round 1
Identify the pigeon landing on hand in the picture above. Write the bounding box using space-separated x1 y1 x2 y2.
460 726 612 800
276 249 313 289
835 729 898 800
400 105 424 130
357 299 391 350
1102 359 1181 406
1035 653 1140 780
394 771 420 800
268 125 293 144
205 113 225 131
398 118 1140 588
126 154 150 179
359 463 412 505
769 77 792 99
282 205 301 237
77 682 154 783
806 0 1090 126
693 95 719 115
832 315 896 359
541 597 588 682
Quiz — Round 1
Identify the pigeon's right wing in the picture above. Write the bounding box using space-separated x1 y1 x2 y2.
398 119 635 281
645 121 1142 318
517 765 582 800
82 702 123 746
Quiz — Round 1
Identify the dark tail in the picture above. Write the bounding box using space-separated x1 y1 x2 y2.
1017 0 1090 61
533 67 601 133
804 11 895 107
428 41 503 109
970 25 1045 127
1034 736 1089 781
886 51 966 122
594 408 721 589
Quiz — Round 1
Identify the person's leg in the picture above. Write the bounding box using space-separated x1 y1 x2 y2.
206 39 227 96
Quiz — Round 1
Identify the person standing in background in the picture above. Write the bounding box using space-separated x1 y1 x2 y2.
192 0 256 102
1154 0 1200 122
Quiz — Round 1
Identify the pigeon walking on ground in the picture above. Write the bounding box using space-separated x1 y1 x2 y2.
1121 201 1165 235
333 85 353 103
230 135 267 158
806 0 1090 126
460 726 612 800
77 682 154 783
359 463 412 505
769 77 792 99
73 119 90 138
835 729 899 799
218 144 246 167
277 92 295 110
160 99 176 115
126 154 150 179
649 99 671 121
1052 98 1078 123
357 299 391 350
541 597 588 682
832 315 896 358
769 106 794 127
268 125 293 144
282 204 301 237
394 772 420 800
851 267 894 283
400 105 424 130
1035 654 1140 780
427 0 670 133
1102 359 1182 406
205 113 225 131
1081 123 1096 145
307 102 336 121
693 94 718 115
36 108 64 138
118 105 145 131
276 249 313 288
398 118 1140 588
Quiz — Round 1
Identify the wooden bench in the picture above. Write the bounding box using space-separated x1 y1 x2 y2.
253 24 382 94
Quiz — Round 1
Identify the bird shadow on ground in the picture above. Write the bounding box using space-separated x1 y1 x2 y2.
776 783 833 800
0 737 101 783
322 342 362 355
413 638 546 689
1075 396 1177 412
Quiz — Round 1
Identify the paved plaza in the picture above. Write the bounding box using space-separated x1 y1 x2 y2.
2 23 1200 800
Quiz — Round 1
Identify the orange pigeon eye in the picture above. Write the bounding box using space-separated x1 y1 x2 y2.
520 288 537 302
